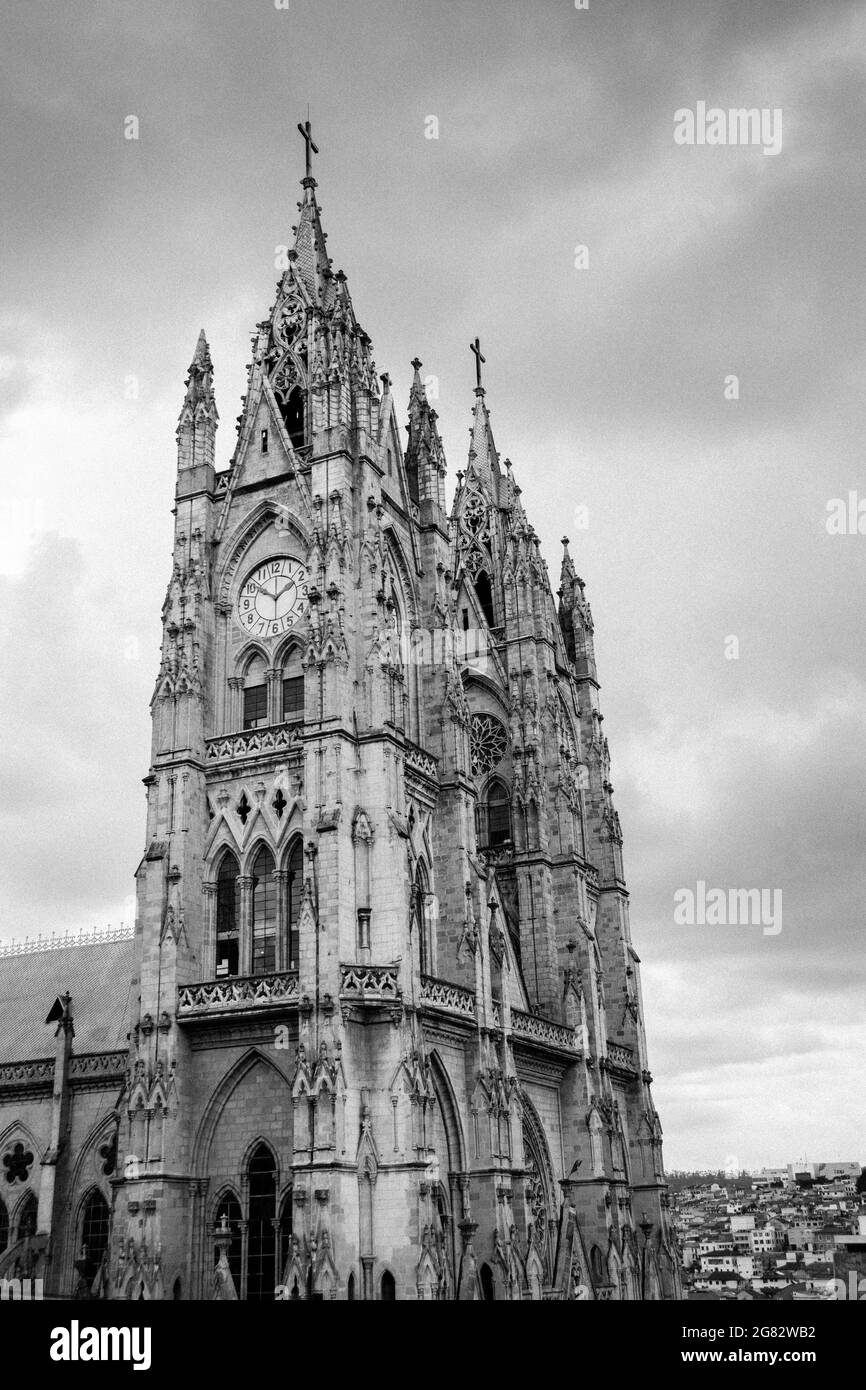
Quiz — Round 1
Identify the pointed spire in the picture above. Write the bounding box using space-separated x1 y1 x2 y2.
406 357 447 511
177 329 218 472
559 536 577 601
467 388 501 497
291 179 333 305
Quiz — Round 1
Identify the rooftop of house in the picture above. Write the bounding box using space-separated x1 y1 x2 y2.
0 929 135 1063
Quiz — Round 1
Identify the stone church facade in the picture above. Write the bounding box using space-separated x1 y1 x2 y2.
0 139 679 1301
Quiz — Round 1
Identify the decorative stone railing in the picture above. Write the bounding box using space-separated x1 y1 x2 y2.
0 1058 55 1088
0 924 134 957
205 724 302 763
404 743 438 783
511 1009 580 1052
177 971 299 1019
419 976 476 1019
605 1042 637 1074
0 1050 127 1090
339 964 401 1004
69 1051 128 1080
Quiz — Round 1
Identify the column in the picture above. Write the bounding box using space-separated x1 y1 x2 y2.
267 666 282 727
228 676 243 733
238 876 254 975
201 882 217 977
274 870 288 972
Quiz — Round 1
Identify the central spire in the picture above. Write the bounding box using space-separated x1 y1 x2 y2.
289 117 332 305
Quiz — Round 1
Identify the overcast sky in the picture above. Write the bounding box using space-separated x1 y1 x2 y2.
1 0 864 1170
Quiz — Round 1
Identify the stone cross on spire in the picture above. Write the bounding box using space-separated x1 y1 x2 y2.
297 117 319 181
469 336 486 391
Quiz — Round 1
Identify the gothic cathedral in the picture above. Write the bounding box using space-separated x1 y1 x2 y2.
0 129 680 1302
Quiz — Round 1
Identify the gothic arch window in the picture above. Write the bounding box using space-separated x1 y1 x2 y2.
0 1195 8 1253
347 1271 356 1301
213 1190 242 1294
277 1189 293 1281
283 385 305 450
287 837 303 970
476 777 511 850
172 1277 182 1300
16 1191 37 1241
414 863 431 975
479 1262 495 1301
590 1245 604 1286
251 846 278 975
380 1269 396 1301
281 645 304 723
246 1144 277 1302
522 1106 556 1278
469 712 508 777
474 570 495 628
76 1188 110 1289
216 852 240 978
243 653 268 730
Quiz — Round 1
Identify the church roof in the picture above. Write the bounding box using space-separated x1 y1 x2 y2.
0 934 134 1064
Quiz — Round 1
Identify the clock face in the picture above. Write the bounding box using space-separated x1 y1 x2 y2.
236 557 309 638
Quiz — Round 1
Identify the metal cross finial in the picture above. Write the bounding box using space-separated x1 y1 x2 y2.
297 118 319 180
469 336 486 389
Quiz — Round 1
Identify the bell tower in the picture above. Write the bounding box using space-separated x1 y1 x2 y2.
107 125 678 1302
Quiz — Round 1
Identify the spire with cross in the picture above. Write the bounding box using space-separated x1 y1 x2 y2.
469 336 486 392
297 117 319 184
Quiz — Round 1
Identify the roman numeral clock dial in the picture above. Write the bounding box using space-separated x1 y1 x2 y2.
236 557 309 638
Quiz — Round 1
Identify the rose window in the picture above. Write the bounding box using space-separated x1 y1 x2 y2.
469 713 508 776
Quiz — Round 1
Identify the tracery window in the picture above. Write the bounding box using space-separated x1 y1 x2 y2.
246 1144 277 1302
469 712 508 777
77 1189 110 1287
287 838 303 970
216 853 240 978
476 778 511 850
282 646 304 723
251 846 278 975
414 864 431 975
243 655 268 730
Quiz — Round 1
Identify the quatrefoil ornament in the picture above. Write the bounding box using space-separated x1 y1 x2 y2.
3 1142 34 1184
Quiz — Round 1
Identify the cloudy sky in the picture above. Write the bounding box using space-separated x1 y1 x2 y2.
1 0 864 1170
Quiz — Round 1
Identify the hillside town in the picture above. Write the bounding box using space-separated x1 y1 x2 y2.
671 1162 865 1300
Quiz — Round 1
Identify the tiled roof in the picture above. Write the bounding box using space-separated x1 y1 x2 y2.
0 938 135 1064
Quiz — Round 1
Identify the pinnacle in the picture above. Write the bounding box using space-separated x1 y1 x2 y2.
189 329 212 372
